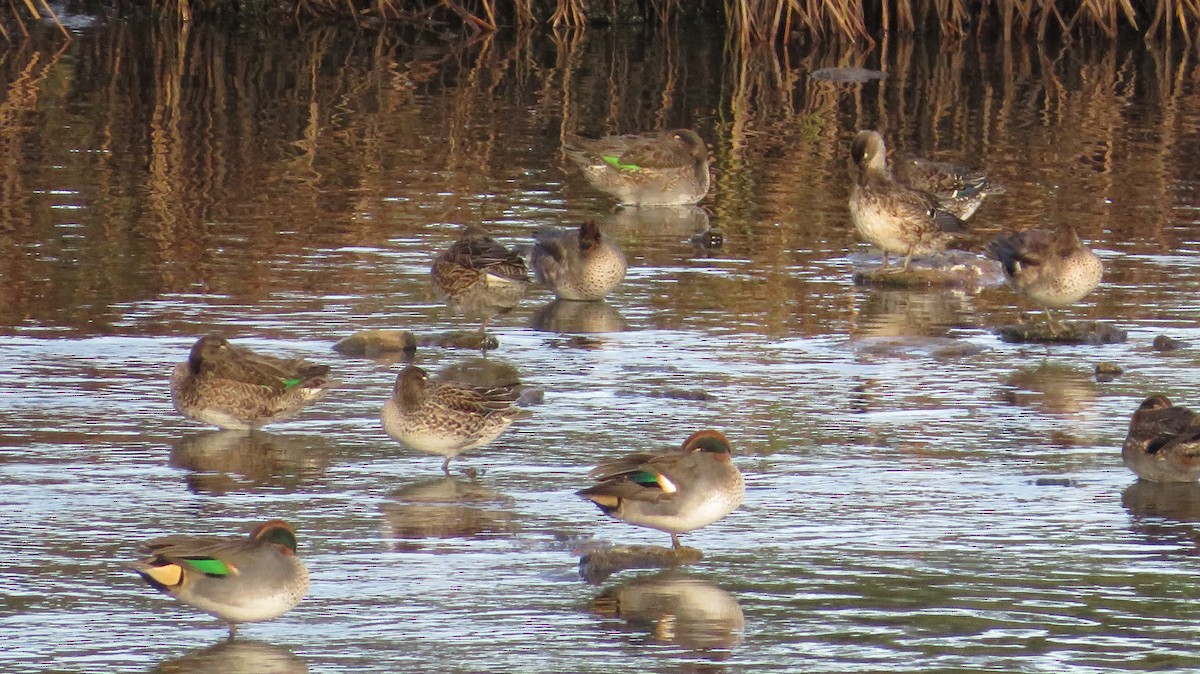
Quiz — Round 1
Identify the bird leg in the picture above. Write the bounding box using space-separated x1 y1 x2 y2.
441 456 452 475
1042 306 1066 337
227 623 237 641
670 533 681 549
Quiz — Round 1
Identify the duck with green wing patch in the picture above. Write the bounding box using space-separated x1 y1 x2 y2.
563 129 710 206
170 335 332 431
578 429 744 549
132 520 309 638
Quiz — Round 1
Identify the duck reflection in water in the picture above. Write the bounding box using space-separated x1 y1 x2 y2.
383 474 518 547
1122 481 1200 556
147 639 307 674
599 204 713 238
170 430 329 496
530 299 627 334
591 571 744 655
1000 362 1099 416
851 288 972 341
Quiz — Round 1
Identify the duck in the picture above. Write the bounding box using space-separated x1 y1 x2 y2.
1122 395 1200 483
430 225 531 334
984 223 1103 334
531 221 627 301
381 365 532 473
131 520 308 639
848 130 967 272
577 429 744 549
563 129 710 206
170 335 332 431
892 154 1005 220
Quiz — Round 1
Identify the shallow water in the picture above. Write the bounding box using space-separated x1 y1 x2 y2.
3 16 1200 674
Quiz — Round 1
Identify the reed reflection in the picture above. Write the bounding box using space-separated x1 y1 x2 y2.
147 639 307 674
590 571 744 655
169 431 329 495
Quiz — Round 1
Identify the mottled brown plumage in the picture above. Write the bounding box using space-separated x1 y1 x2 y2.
848 130 967 271
170 335 332 431
531 221 628 301
578 430 744 549
892 155 1005 220
381 365 531 473
563 129 710 206
985 223 1103 333
1123 395 1200 483
430 226 530 332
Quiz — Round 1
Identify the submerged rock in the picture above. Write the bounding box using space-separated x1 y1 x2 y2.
997 321 1127 345
1094 362 1124 382
420 330 499 351
579 543 704 584
1153 335 1185 352
852 250 1003 289
333 329 417 356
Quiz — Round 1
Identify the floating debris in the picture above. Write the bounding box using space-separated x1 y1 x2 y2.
996 321 1127 345
579 543 704 585
810 66 888 83
333 329 417 357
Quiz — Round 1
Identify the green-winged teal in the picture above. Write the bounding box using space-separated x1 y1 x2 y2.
563 129 710 206
381 365 531 473
985 223 1103 334
531 221 627 301
1123 395 1200 483
892 155 1004 220
849 130 967 271
430 225 530 333
577 429 744 549
132 520 308 638
170 335 332 431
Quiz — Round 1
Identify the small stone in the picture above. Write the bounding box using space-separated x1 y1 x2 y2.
333 329 417 356
1094 362 1124 382
1153 335 1185 352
